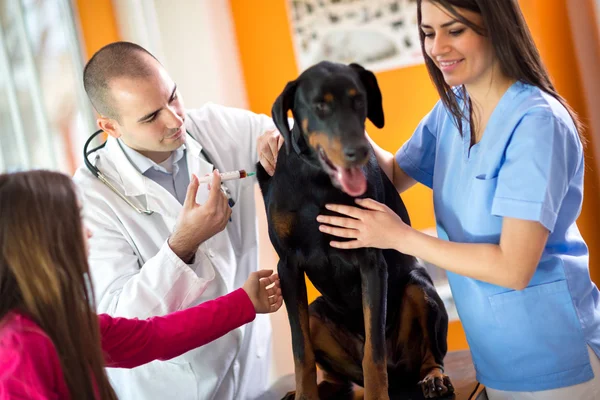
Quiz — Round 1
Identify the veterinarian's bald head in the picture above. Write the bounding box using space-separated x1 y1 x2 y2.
83 41 162 121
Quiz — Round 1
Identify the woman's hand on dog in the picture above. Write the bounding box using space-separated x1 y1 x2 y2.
257 129 284 176
317 198 412 252
242 269 283 314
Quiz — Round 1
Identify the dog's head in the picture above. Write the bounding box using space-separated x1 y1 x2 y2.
272 61 384 197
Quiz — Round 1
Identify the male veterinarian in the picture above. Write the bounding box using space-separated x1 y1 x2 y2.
74 41 283 400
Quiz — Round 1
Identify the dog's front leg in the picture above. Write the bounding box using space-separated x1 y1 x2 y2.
360 255 389 400
279 260 318 400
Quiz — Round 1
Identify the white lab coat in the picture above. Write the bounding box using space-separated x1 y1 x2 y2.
73 103 276 400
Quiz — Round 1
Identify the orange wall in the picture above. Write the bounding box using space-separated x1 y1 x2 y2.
74 0 120 60
230 0 600 352
519 0 600 287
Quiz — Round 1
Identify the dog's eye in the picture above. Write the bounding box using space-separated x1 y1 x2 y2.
314 102 330 115
354 98 365 110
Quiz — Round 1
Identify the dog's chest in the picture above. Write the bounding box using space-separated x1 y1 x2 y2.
266 179 329 252
266 174 376 261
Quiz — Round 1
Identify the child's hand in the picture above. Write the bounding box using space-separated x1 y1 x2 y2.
242 269 283 314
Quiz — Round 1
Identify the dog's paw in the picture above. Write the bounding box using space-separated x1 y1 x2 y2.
418 369 454 398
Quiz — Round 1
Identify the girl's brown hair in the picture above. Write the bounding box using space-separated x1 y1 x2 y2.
0 170 117 400
416 0 583 140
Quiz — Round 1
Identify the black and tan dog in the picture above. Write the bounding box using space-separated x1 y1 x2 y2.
256 61 454 399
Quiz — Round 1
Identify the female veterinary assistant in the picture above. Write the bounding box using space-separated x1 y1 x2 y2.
316 0 600 398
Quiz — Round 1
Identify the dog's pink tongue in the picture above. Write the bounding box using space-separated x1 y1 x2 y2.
338 167 367 197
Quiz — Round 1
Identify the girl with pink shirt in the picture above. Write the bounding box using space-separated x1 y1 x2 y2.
0 170 282 399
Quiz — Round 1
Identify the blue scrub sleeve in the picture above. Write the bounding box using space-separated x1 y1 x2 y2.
491 114 582 232
395 101 443 189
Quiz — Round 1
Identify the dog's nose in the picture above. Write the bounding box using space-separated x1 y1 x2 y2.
343 145 369 163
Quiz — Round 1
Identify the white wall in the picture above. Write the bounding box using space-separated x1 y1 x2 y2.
111 0 249 109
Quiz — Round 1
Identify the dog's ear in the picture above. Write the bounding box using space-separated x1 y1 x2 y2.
349 63 384 129
271 80 297 154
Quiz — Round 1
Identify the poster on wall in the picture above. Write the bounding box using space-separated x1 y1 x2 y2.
286 0 424 73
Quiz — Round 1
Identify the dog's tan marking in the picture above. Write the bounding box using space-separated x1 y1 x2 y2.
270 211 295 238
308 133 345 167
308 315 363 398
324 93 334 102
310 314 361 374
294 305 319 399
348 88 357 96
397 285 453 398
302 118 309 134
362 301 389 399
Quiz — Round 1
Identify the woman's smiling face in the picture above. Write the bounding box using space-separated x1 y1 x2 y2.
420 0 496 90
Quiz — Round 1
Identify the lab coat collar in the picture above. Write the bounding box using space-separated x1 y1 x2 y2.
104 131 214 218
105 136 146 197
118 139 187 175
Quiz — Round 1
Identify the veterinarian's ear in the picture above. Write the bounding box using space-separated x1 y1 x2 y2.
271 80 297 155
349 63 384 129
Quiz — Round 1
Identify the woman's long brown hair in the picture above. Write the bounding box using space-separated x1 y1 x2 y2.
416 0 584 141
0 171 117 400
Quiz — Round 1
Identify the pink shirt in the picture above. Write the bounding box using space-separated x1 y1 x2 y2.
0 288 255 399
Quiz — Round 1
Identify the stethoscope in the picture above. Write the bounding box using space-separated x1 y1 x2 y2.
83 129 235 215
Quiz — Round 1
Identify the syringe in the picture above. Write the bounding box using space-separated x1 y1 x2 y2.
197 169 255 184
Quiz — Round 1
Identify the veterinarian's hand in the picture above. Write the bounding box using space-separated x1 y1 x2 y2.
257 128 284 176
317 198 411 251
242 269 283 314
168 171 232 262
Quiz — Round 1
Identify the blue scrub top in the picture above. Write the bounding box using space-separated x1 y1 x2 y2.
396 81 600 391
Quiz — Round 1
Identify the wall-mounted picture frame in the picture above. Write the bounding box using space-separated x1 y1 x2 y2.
286 0 424 73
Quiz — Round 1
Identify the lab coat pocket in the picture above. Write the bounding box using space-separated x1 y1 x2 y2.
488 279 588 380
111 359 197 400
463 176 502 239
